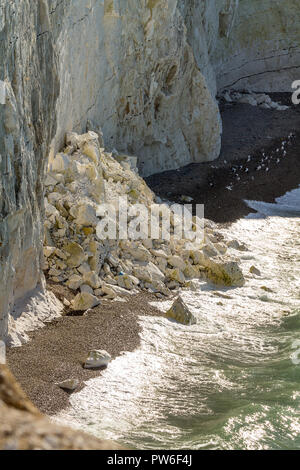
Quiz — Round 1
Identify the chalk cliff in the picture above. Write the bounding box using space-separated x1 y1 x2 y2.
51 0 300 176
0 0 299 341
0 1 60 342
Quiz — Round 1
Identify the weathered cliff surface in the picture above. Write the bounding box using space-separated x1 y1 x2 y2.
182 0 300 93
50 0 222 177
0 1 60 342
0 0 299 343
51 0 300 175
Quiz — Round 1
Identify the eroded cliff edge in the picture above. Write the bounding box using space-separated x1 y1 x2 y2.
0 0 59 341
0 0 299 341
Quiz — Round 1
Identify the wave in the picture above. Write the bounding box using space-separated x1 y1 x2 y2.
245 185 300 218
54 188 300 450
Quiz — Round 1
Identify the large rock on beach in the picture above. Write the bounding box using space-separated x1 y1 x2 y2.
84 350 112 369
165 297 197 326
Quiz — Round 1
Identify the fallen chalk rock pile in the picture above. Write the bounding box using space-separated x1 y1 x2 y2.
43 131 245 307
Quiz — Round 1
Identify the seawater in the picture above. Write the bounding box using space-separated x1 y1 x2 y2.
54 187 300 450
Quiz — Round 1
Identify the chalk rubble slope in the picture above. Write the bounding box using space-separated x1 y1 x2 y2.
44 131 245 306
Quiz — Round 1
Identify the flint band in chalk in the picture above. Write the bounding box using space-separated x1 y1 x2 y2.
0 80 6 104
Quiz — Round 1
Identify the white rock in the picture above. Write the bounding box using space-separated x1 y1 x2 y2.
255 93 271 105
151 249 168 259
190 250 204 265
57 378 79 391
55 248 67 260
82 142 101 165
145 280 170 296
45 201 59 218
107 254 119 268
238 95 258 106
203 244 219 258
180 195 193 203
48 268 62 277
83 271 102 289
142 239 153 250
184 262 200 279
84 350 112 369
45 175 58 187
185 280 199 291
133 262 165 283
64 241 86 268
102 283 132 298
47 192 61 205
250 266 261 276
214 243 227 255
66 131 82 148
103 263 111 275
80 284 94 295
71 292 100 311
50 153 73 174
165 296 196 326
113 153 138 172
117 274 140 290
127 245 151 262
104 276 118 286
53 173 65 184
227 240 248 252
74 203 98 227
78 263 92 275
165 281 178 290
94 288 104 297
44 246 56 258
167 255 186 271
101 285 117 299
203 257 245 287
156 257 167 272
63 298 71 307
8 0 300 351
166 268 186 284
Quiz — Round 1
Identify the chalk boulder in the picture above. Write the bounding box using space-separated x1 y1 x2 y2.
71 293 100 312
165 296 197 326
84 350 112 369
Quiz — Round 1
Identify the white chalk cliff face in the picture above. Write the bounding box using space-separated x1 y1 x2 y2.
51 0 300 176
0 1 59 341
0 0 299 340
50 0 223 177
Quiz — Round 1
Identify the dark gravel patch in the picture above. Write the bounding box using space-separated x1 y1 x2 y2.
146 93 300 224
7 290 165 416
